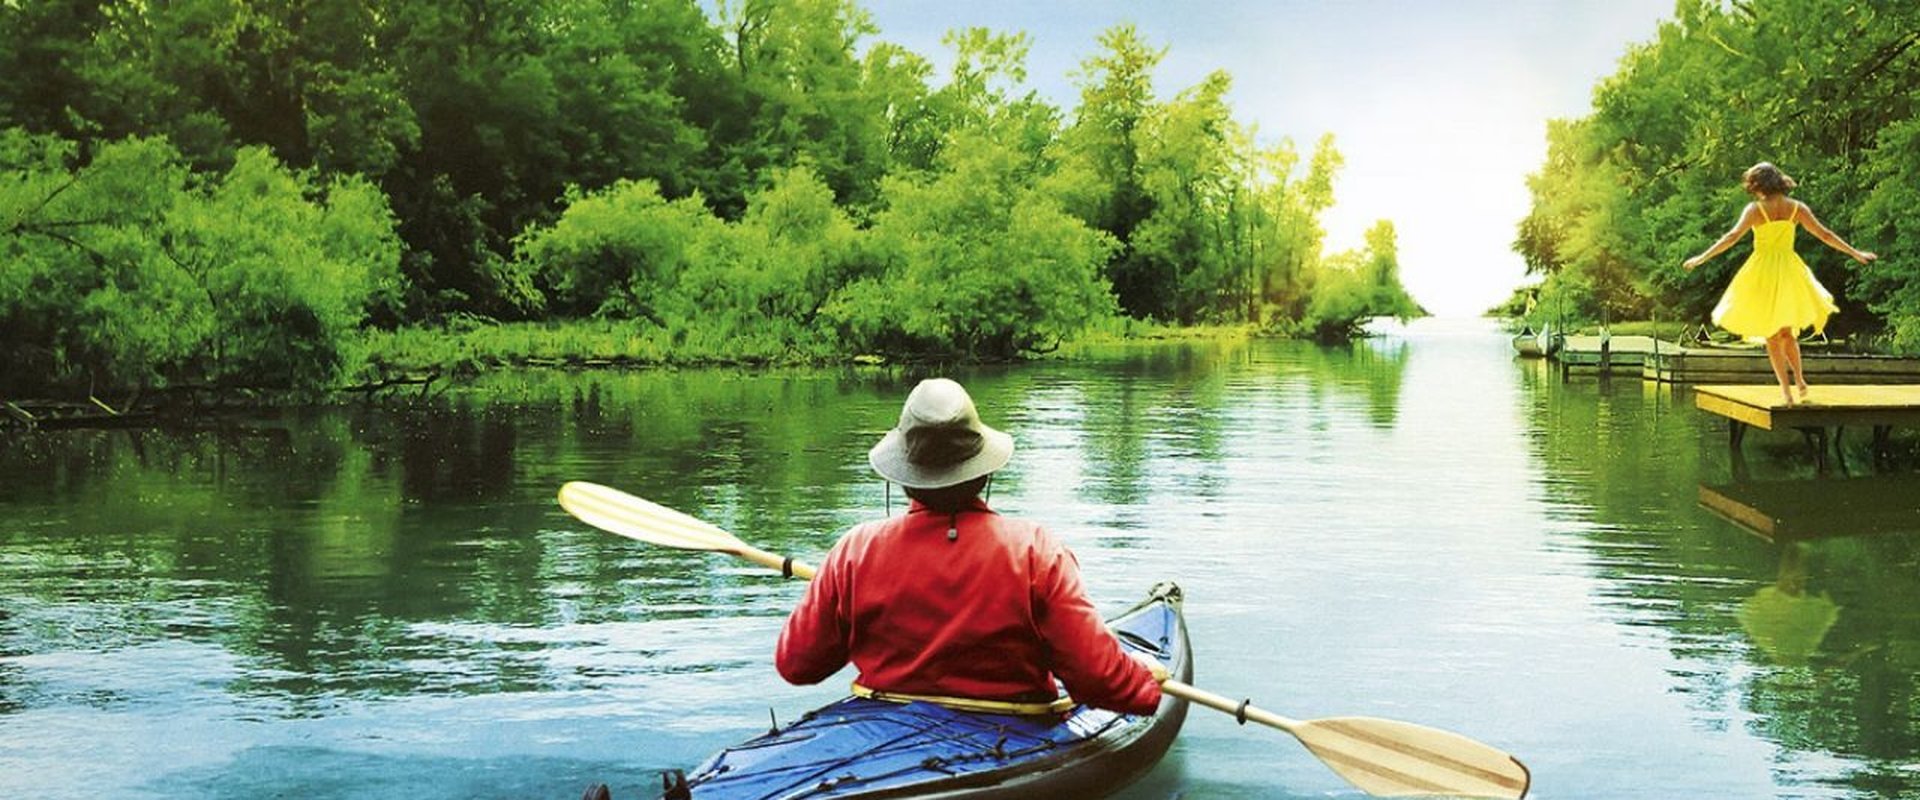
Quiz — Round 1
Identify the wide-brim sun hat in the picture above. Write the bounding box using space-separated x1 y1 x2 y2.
868 378 1014 489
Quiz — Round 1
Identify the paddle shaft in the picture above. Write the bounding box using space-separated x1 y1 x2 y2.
734 544 817 580
1160 680 1299 732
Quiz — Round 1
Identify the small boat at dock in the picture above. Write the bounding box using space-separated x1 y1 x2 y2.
1512 326 1562 358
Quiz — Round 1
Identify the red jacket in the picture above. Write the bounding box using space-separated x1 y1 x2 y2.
776 498 1162 716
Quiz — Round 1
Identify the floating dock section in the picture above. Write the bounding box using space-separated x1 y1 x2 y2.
1555 335 1677 376
1648 347 1920 384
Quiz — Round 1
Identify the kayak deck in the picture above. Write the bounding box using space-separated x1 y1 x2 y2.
666 582 1191 799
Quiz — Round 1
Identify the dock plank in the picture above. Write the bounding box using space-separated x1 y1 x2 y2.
1695 389 1779 430
1694 384 1920 431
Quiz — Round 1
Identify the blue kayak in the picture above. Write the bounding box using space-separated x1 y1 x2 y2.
658 582 1192 799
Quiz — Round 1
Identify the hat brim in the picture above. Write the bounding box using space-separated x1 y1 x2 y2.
868 426 1013 489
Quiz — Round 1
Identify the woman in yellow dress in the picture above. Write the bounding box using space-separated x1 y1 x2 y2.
1683 163 1878 405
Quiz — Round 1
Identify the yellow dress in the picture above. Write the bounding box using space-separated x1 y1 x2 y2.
1711 203 1838 342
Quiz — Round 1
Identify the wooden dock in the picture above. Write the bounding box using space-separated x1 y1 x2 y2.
1647 346 1920 384
1694 384 1920 469
1555 335 1678 376
1699 476 1920 543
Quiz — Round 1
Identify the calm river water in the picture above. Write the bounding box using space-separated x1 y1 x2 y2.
4 318 1919 799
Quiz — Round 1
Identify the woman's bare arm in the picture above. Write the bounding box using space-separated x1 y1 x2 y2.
1795 201 1878 264
1684 204 1761 271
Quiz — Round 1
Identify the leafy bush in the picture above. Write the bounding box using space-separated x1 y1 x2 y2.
516 167 868 357
675 166 872 353
1297 220 1419 341
0 129 401 394
515 178 718 319
826 131 1118 358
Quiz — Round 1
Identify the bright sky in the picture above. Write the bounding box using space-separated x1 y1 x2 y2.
862 0 1676 316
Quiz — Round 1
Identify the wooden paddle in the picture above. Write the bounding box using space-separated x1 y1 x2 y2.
558 480 815 579
556 480 1531 799
1167 682 1530 798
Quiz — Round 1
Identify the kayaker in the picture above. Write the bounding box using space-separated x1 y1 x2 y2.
775 378 1166 715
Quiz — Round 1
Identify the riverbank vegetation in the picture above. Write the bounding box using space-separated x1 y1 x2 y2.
1507 0 1920 353
0 0 1418 402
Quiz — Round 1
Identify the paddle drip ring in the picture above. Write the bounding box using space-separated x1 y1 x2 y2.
782 557 795 578
1235 699 1251 726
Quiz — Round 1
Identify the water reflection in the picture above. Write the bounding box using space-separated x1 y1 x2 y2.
1699 476 1920 545
1696 475 1920 794
1736 542 1839 667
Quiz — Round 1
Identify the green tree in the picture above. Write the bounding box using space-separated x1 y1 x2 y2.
2 131 184 393
715 0 891 211
1301 220 1418 340
1261 133 1341 320
1133 70 1243 323
1361 220 1420 319
541 0 717 199
516 167 869 357
515 178 717 322
60 0 419 174
826 130 1116 358
1 131 400 394
0 0 109 142
677 166 872 354
881 27 1063 179
1060 24 1164 318
1302 250 1373 341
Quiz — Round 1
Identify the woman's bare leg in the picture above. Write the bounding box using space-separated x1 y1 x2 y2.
1784 331 1810 398
1765 331 1794 405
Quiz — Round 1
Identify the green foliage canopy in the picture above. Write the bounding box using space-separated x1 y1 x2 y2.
0 1 1423 394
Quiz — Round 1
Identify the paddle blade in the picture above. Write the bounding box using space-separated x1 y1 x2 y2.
1292 716 1530 799
558 481 747 554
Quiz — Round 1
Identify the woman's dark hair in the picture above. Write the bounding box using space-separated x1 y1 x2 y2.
1743 162 1797 195
904 475 991 513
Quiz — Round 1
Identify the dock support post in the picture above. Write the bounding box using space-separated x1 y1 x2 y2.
1796 427 1829 474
